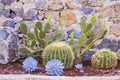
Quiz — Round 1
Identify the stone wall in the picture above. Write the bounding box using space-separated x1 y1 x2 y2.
0 0 120 63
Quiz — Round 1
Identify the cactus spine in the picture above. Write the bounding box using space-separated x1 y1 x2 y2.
42 42 75 68
91 49 117 69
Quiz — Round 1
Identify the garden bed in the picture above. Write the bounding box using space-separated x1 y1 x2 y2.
0 60 120 76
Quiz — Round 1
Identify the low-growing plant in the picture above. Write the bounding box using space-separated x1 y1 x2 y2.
68 16 107 62
42 42 75 68
23 57 38 72
91 49 117 69
75 63 83 69
45 59 64 76
19 16 62 58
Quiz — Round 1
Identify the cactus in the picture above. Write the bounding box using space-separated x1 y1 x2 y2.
19 16 62 58
68 16 107 60
42 42 75 68
91 49 117 69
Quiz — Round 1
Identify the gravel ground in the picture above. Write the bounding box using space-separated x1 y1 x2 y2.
0 61 120 76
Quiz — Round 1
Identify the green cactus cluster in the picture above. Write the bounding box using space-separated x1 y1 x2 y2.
42 42 75 68
18 15 107 65
68 16 107 59
19 17 62 58
91 49 117 69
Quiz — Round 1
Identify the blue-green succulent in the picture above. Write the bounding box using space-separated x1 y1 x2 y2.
23 57 38 72
45 60 64 76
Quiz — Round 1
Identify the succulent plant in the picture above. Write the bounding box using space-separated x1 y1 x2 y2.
45 59 64 76
68 16 107 60
42 42 75 68
91 49 117 69
19 16 62 58
23 57 38 72
75 63 83 69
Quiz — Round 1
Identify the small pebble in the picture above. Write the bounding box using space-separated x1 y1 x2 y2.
80 69 85 73
63 5 68 10
117 70 120 74
75 63 83 69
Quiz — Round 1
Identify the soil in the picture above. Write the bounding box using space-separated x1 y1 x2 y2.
0 60 120 76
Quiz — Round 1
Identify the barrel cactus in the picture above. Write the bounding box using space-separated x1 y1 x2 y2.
91 49 117 69
42 42 75 68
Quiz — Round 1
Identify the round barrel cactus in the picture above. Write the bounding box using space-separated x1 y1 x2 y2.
42 42 75 68
91 49 117 69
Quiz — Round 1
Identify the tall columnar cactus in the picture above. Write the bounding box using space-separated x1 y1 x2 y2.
68 16 107 60
91 49 117 69
42 42 75 68
19 16 62 58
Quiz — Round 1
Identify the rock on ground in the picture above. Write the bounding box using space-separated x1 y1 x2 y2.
0 27 18 64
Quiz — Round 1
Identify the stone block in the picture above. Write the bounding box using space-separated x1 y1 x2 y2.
66 1 78 10
45 11 60 20
100 6 115 18
110 24 120 36
48 0 63 11
88 0 105 7
114 3 120 16
60 10 77 27
0 27 18 64
82 49 96 61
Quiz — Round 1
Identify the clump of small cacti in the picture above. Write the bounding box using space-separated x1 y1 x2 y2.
42 42 75 68
45 60 64 76
19 16 62 58
23 57 38 72
91 49 117 69
68 16 107 61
